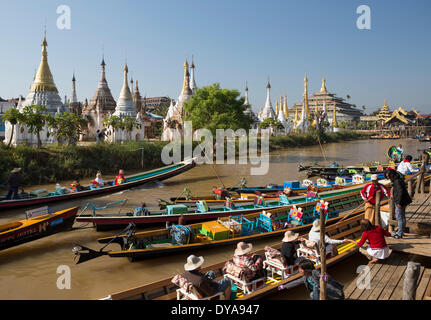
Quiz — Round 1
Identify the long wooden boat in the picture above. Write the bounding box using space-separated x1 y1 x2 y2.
97 206 370 300
0 207 78 251
75 182 368 231
72 183 371 263
170 178 369 206
0 159 195 210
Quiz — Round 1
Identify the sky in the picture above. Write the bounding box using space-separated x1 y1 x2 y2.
0 0 430 114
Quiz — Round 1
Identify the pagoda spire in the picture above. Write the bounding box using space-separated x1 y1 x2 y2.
320 75 327 93
284 95 288 118
244 81 249 105
303 73 310 119
181 57 192 96
30 32 58 93
71 72 78 104
114 63 135 116
190 56 197 94
276 100 279 116
332 105 338 128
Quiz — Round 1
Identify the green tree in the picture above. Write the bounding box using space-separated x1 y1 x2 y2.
259 118 283 133
184 83 253 135
122 116 141 140
103 115 122 131
20 105 54 148
50 112 88 145
2 107 22 148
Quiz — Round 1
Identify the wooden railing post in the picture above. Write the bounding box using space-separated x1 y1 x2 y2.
416 158 426 194
319 207 327 300
408 180 413 198
403 261 421 300
375 190 381 227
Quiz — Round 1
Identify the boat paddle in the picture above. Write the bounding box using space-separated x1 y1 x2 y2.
73 223 136 264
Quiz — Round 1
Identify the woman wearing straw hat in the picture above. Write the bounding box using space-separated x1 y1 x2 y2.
280 231 300 266
308 220 350 257
232 242 265 281
5 168 22 200
181 254 231 299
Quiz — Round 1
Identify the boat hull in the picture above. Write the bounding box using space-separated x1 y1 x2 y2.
0 160 195 210
0 207 78 251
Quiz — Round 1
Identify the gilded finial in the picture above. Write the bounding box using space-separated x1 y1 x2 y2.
320 75 327 93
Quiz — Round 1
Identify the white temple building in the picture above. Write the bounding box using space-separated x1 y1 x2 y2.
3 33 67 146
259 80 276 122
106 64 146 143
243 82 259 129
162 58 194 141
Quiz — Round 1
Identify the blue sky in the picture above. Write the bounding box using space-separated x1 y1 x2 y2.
0 0 430 114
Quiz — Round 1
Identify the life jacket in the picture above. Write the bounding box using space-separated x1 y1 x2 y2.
68 184 78 193
90 180 100 189
114 174 125 185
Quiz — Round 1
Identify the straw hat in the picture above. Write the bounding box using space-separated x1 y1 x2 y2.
311 220 321 232
371 174 378 181
234 242 253 256
11 168 21 173
184 255 204 271
282 230 299 242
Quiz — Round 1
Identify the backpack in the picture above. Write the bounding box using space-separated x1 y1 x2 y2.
310 270 345 300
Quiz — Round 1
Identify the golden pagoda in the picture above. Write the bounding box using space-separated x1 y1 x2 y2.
30 33 58 93
284 95 288 118
376 99 392 121
332 105 338 128
304 73 310 119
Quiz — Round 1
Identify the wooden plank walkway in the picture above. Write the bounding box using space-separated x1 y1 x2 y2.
345 252 431 300
386 233 431 258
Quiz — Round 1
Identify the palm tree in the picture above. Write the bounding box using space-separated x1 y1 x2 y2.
2 107 22 147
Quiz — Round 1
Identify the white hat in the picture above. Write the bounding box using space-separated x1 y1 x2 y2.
234 242 253 256
371 174 378 181
311 220 321 232
184 255 204 271
282 230 299 242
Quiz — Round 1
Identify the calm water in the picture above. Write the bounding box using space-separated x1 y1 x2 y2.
0 138 428 299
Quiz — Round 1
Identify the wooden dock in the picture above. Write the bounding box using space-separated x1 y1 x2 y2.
387 193 431 236
344 252 431 300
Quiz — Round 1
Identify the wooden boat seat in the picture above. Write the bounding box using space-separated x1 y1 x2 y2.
0 222 23 233
296 242 334 265
223 274 265 295
263 251 298 282
146 243 175 249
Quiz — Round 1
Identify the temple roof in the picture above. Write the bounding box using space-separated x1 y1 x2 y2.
86 58 116 113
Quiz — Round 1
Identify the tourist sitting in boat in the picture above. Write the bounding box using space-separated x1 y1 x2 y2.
280 231 300 266
95 172 105 187
347 219 392 264
133 202 149 216
179 255 231 299
280 257 345 300
306 220 348 257
69 179 83 193
5 167 22 200
232 242 265 281
397 155 414 178
360 174 390 223
114 170 126 185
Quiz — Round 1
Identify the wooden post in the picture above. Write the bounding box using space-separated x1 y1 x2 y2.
375 190 381 227
408 180 413 198
319 207 327 300
389 187 395 233
416 158 426 194
402 261 421 300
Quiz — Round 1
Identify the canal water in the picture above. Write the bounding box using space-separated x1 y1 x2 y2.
0 138 428 299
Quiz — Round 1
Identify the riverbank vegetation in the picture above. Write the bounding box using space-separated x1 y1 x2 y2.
0 130 368 187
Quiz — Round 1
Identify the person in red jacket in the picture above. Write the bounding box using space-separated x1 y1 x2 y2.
114 169 126 185
347 219 392 263
360 174 390 223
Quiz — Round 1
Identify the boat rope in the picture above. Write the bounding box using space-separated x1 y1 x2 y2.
316 134 327 162
202 146 226 189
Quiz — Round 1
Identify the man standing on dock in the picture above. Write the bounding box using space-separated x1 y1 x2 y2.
360 174 390 223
